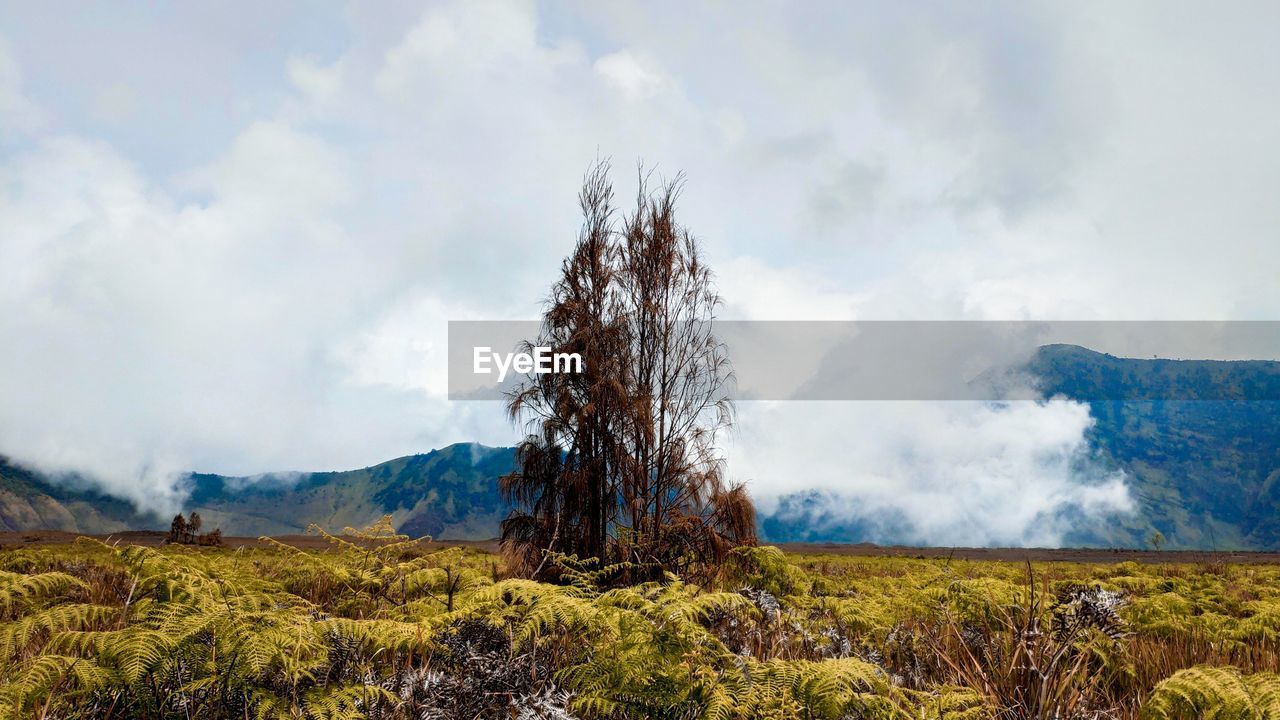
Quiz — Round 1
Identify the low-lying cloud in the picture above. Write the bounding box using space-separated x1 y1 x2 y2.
729 399 1133 547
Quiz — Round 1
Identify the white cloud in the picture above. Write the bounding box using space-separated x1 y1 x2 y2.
594 51 669 101
728 399 1133 547
717 257 867 321
287 55 346 108
0 117 511 511
376 0 573 98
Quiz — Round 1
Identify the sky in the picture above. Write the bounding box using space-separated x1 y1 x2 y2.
2 1 1278 544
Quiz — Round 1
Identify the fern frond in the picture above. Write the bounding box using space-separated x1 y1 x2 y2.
1142 666 1280 719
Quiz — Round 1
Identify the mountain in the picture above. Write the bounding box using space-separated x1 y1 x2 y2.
1027 344 1280 549
0 444 516 540
183 443 515 538
0 457 163 533
3 345 1280 548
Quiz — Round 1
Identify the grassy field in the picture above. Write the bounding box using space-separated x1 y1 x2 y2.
1 524 1279 719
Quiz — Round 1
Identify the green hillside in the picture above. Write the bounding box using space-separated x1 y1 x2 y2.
0 444 515 540
182 443 515 538
1028 344 1280 549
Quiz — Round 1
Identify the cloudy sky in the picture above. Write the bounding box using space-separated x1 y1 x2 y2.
2 1 1277 543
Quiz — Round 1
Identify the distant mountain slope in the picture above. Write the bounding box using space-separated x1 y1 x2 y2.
0 444 516 540
1027 344 1280 550
0 457 162 533
183 443 516 538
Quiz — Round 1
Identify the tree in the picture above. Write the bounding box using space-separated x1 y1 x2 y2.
501 162 755 580
168 514 188 544
188 511 202 543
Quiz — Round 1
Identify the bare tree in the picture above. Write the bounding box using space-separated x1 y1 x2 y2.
188 511 202 541
501 162 755 580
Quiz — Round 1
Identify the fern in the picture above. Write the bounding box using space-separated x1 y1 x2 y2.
1143 666 1280 719
0 569 87 615
1 538 1278 718
0 653 113 713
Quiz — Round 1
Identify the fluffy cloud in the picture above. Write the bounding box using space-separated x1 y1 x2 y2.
0 1 1276 540
0 119 507 510
729 400 1132 547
